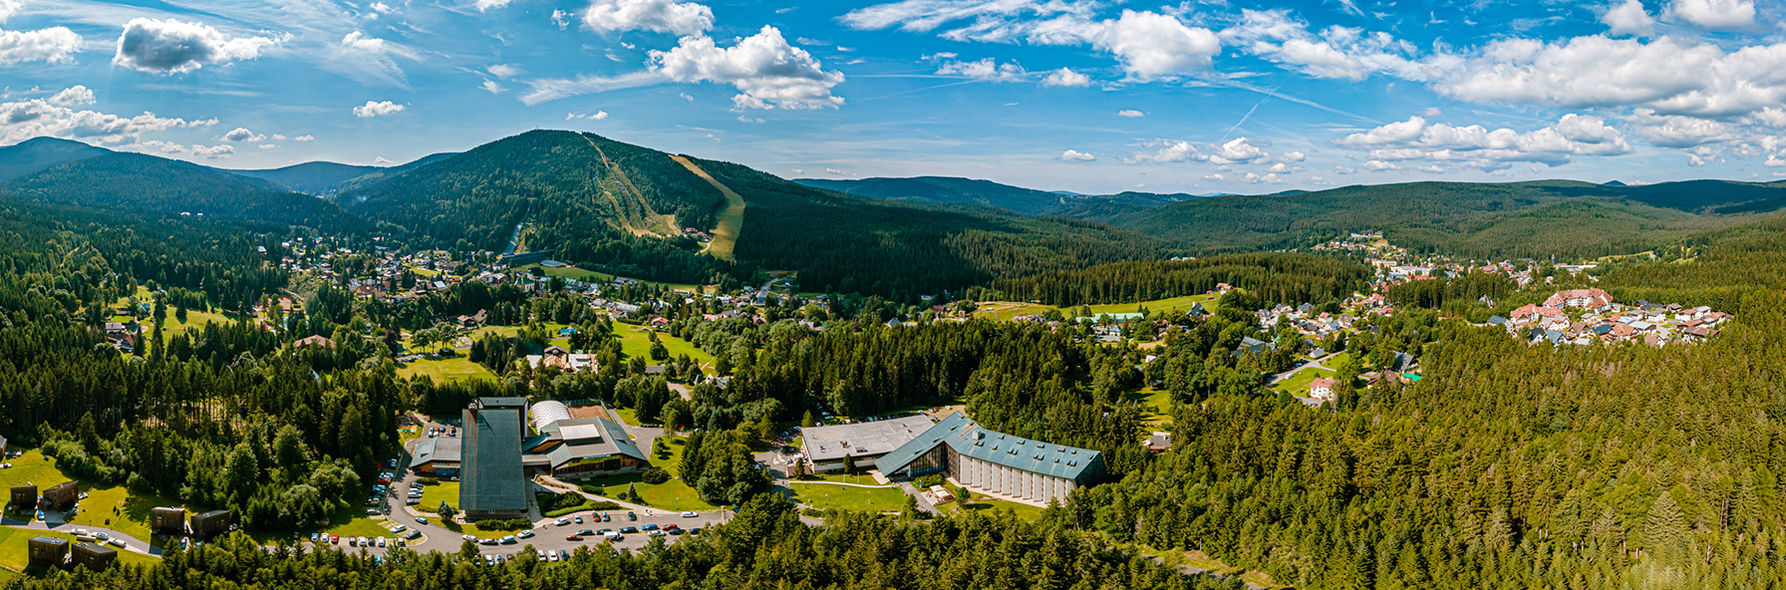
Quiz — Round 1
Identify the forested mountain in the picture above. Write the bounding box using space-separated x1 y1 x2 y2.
1090 179 1786 259
228 161 381 195
339 130 1165 295
2 152 366 231
0 137 109 182
989 253 1372 306
798 175 1194 216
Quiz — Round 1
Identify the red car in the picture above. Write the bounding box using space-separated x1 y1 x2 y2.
662 524 679 531
565 535 582 541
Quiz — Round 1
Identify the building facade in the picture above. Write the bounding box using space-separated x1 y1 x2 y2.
875 413 1103 506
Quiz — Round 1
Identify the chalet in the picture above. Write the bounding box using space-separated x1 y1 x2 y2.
293 335 335 349
1143 431 1172 452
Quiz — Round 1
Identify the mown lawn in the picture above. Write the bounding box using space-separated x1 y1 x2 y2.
616 324 713 367
416 482 458 515
788 482 907 513
972 302 1053 321
575 437 717 513
948 495 1047 521
397 356 495 383
1077 293 1220 318
0 450 194 548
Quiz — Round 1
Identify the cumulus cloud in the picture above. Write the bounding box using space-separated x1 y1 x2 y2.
1095 10 1219 80
113 18 278 74
293 134 314 141
567 111 610 120
0 23 80 65
0 0 18 23
1334 113 1632 168
47 85 94 107
1602 0 1655 35
842 3 1216 80
1664 0 1758 31
650 26 844 109
1059 149 1095 161
1117 109 1145 117
1626 108 1731 147
935 57 1026 82
1129 137 1273 165
1220 9 1453 81
0 92 214 146
222 127 265 142
583 0 714 35
353 100 405 117
1041 67 1089 87
1437 35 1786 120
475 0 517 11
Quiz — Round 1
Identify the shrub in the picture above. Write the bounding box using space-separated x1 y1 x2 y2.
913 474 944 489
640 467 671 484
417 477 439 486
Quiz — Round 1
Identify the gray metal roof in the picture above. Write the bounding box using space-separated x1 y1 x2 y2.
460 400 527 514
536 416 648 469
801 415 936 463
413 437 462 465
873 413 1104 484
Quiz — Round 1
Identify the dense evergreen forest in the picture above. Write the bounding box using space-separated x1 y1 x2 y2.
1089 180 1786 260
987 253 1371 306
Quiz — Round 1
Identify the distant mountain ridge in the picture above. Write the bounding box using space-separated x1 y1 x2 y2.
794 176 1202 216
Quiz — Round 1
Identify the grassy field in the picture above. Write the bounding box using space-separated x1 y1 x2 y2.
616 323 714 367
1134 387 1175 428
973 302 1053 321
788 482 907 513
668 155 744 261
397 356 495 383
416 482 459 515
0 450 218 550
575 437 718 513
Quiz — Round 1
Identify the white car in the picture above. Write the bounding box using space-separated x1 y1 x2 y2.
107 538 125 548
680 511 698 518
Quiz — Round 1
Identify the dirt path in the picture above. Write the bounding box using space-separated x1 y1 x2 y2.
668 154 744 261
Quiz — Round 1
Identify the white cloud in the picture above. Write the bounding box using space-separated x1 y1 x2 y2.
139 140 234 159
1129 137 1272 165
1363 160 1399 171
293 134 314 141
650 26 844 109
1095 10 1219 80
935 57 1025 82
0 0 18 23
1040 67 1089 87
1059 149 1095 161
1220 10 1451 82
841 3 1215 81
1439 35 1786 120
222 127 265 142
353 100 405 117
369 2 397 16
1117 109 1145 117
481 80 503 94
488 64 522 78
47 85 93 107
475 0 517 11
1602 0 1655 35
566 111 610 120
582 0 714 36
1335 113 1632 168
0 22 80 65
113 18 278 74
553 9 573 28
1664 0 1757 31
0 93 213 146
1626 108 1731 147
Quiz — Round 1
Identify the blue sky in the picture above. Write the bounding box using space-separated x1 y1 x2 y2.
3 0 1786 194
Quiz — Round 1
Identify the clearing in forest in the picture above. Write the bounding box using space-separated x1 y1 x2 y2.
668 154 744 261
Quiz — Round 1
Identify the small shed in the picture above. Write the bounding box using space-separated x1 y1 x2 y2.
71 542 116 571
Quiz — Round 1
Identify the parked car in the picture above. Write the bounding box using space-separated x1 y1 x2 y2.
554 518 571 526
690 528 701 536
667 528 683 535
619 526 638 534
641 524 659 531
680 511 698 518
415 516 428 525
627 512 637 521
517 530 534 539
500 535 516 545
573 515 583 524
461 534 477 542
331 534 340 544
565 534 583 541
600 512 610 522
479 538 498 546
